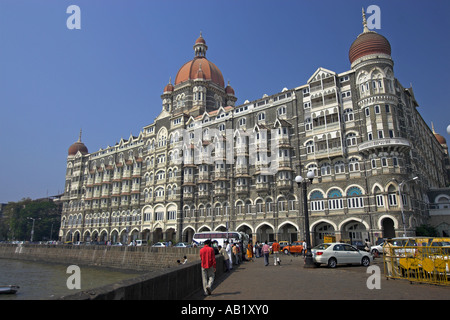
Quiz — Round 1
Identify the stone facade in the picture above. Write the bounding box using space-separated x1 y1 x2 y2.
59 15 450 248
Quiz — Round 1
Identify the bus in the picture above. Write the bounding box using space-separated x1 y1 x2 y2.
192 231 248 247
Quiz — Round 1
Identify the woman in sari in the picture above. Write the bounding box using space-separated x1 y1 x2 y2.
247 241 254 262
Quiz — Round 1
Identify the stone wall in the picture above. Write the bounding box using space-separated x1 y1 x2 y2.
0 244 200 271
61 255 226 300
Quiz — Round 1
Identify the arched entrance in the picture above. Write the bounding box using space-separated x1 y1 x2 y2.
278 222 298 243
382 217 395 239
182 227 195 243
341 220 369 247
313 221 336 246
256 223 274 243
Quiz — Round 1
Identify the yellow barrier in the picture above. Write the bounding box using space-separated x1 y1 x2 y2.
383 245 450 286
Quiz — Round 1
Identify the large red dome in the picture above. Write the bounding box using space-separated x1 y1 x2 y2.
175 57 225 87
349 31 391 64
174 33 225 88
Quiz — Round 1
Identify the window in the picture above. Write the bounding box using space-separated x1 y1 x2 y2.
376 195 384 207
310 191 324 211
378 130 384 139
305 118 313 131
343 109 354 122
348 158 360 172
304 102 311 109
374 105 380 114
346 133 357 146
392 157 399 167
278 106 287 116
257 112 266 121
388 193 398 206
347 186 364 208
381 157 388 167
328 189 343 210
365 107 370 117
385 104 390 113
155 212 164 221
321 163 331 176
334 161 345 174
368 132 373 141
306 141 314 154
238 118 246 127
371 159 377 169
389 130 394 138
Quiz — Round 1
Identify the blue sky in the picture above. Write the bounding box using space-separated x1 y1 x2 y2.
0 0 449 203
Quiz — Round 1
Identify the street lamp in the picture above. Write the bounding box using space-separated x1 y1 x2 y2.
27 217 40 243
398 176 419 237
295 170 316 268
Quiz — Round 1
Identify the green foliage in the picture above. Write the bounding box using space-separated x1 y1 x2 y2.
415 224 438 237
0 198 60 241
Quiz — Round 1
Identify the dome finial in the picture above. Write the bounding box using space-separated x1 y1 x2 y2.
78 128 82 142
432 121 436 134
362 7 370 33
194 32 207 57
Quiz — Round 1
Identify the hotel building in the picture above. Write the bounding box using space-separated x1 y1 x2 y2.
59 12 450 246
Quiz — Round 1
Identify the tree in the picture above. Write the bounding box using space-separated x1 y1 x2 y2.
1 198 61 241
415 224 438 237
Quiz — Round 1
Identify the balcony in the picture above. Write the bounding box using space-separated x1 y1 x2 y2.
358 138 411 154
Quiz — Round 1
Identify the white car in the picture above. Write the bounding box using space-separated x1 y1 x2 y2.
152 242 167 247
312 243 373 268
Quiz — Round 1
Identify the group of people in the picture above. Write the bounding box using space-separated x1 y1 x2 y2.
200 239 300 296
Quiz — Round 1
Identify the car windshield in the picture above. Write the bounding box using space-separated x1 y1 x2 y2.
313 243 332 250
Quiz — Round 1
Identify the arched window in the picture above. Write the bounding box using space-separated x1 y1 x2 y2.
310 191 324 211
328 189 343 210
347 186 364 208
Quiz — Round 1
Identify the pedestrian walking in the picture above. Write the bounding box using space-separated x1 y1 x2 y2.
232 243 239 265
225 241 233 270
272 240 281 265
200 239 216 296
302 239 307 257
262 241 270 266
218 245 230 272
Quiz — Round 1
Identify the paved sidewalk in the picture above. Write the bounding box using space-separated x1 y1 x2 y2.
187 255 450 300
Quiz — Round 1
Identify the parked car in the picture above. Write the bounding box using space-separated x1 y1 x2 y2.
279 241 290 250
370 238 388 255
174 242 192 248
152 242 167 247
311 243 372 268
282 241 304 255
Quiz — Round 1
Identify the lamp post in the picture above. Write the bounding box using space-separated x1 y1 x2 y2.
27 217 40 243
398 176 419 237
295 171 316 268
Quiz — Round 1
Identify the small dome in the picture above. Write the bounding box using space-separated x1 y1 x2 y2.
68 130 88 156
68 141 88 156
349 31 391 64
163 79 174 93
349 8 391 65
225 81 235 95
435 133 447 145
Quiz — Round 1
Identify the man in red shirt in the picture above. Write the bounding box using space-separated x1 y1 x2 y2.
199 239 216 295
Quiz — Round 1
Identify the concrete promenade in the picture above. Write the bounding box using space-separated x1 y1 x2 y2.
187 254 450 300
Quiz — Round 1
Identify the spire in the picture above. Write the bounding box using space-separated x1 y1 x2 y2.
194 32 208 57
78 128 82 142
362 7 370 33
432 122 436 134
